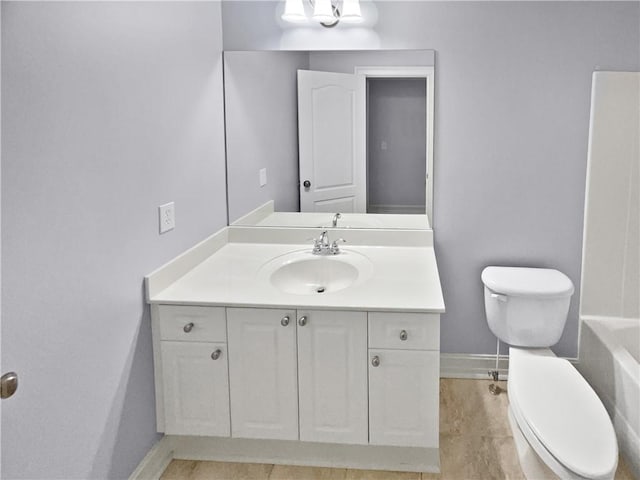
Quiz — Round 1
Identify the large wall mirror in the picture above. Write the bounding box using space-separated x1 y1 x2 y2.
223 49 435 229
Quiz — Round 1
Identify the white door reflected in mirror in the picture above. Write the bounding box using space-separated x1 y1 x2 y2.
298 70 366 213
223 50 435 229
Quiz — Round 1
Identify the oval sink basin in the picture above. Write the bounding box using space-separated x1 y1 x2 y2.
260 250 374 295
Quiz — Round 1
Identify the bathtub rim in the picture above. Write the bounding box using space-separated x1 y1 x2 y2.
579 315 640 379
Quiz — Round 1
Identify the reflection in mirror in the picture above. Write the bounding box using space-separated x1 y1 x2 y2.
223 50 435 229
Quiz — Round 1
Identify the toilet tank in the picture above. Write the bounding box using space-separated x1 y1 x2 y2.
481 267 575 347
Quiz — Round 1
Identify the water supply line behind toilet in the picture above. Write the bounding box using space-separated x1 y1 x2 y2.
488 336 502 395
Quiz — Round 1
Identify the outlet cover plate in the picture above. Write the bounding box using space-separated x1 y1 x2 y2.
159 202 175 234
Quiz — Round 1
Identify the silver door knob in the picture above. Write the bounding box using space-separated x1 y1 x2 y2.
371 356 380 367
183 322 194 333
211 349 222 360
303 180 311 188
400 330 408 341
298 316 307 327
281 316 290 327
0 372 18 399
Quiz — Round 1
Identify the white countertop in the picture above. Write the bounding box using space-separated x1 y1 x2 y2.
149 242 445 313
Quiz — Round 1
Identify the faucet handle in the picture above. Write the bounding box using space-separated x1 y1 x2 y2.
311 237 322 253
330 238 346 254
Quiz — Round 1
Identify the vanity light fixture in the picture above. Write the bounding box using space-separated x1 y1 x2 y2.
281 0 363 28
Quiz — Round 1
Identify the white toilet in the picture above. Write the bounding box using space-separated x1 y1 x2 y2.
482 266 618 480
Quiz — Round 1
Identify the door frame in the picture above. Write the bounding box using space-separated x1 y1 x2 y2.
354 66 435 224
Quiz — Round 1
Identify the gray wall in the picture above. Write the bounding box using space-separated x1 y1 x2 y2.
225 51 308 223
222 1 640 357
367 78 426 211
1 2 227 478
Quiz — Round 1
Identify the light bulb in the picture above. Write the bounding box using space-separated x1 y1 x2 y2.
281 0 307 23
340 0 363 23
312 0 335 24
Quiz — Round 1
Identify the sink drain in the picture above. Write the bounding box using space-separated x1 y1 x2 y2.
316 286 326 293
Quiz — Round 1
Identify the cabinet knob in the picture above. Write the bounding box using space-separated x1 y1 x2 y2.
298 316 307 327
183 322 194 333
371 355 380 367
211 349 222 360
281 316 290 327
400 329 408 341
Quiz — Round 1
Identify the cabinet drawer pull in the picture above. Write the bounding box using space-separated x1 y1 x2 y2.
371 355 380 367
183 322 194 333
281 316 290 327
298 316 308 327
211 349 222 360
400 329 408 341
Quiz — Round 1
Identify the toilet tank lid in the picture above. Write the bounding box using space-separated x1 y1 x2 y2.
481 266 574 298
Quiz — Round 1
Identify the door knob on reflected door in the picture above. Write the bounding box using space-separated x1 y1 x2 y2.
1 372 18 399
303 180 311 189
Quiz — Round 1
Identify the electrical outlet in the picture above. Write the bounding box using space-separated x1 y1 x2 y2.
158 202 175 234
259 168 267 187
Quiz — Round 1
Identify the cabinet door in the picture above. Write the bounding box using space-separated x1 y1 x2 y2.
227 308 299 440
161 341 230 437
368 349 439 447
297 310 368 444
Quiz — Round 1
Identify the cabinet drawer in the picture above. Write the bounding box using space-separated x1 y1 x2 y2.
368 312 439 350
158 305 226 342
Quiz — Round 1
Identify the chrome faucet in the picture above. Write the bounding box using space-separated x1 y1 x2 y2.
312 230 346 255
332 213 342 228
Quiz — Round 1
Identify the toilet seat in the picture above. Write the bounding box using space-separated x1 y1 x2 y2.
509 348 618 480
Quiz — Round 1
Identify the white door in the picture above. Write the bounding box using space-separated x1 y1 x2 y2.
368 349 439 447
161 341 230 437
296 310 368 444
227 308 299 440
297 70 366 213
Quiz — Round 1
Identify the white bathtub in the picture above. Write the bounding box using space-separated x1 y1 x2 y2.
579 316 640 478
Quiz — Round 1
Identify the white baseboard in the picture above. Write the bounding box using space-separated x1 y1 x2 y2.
130 435 439 477
440 353 510 380
440 353 578 380
128 437 174 480
168 436 439 473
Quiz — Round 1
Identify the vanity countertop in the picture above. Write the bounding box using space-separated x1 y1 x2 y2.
149 242 444 313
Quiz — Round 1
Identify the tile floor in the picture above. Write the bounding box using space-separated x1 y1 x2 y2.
160 379 635 480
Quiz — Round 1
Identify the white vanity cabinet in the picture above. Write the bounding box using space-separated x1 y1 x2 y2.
226 308 299 440
367 312 440 448
296 310 368 444
226 308 368 445
157 306 230 437
152 305 440 454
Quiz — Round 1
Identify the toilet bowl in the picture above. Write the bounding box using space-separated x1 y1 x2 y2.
481 266 618 480
508 347 618 480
